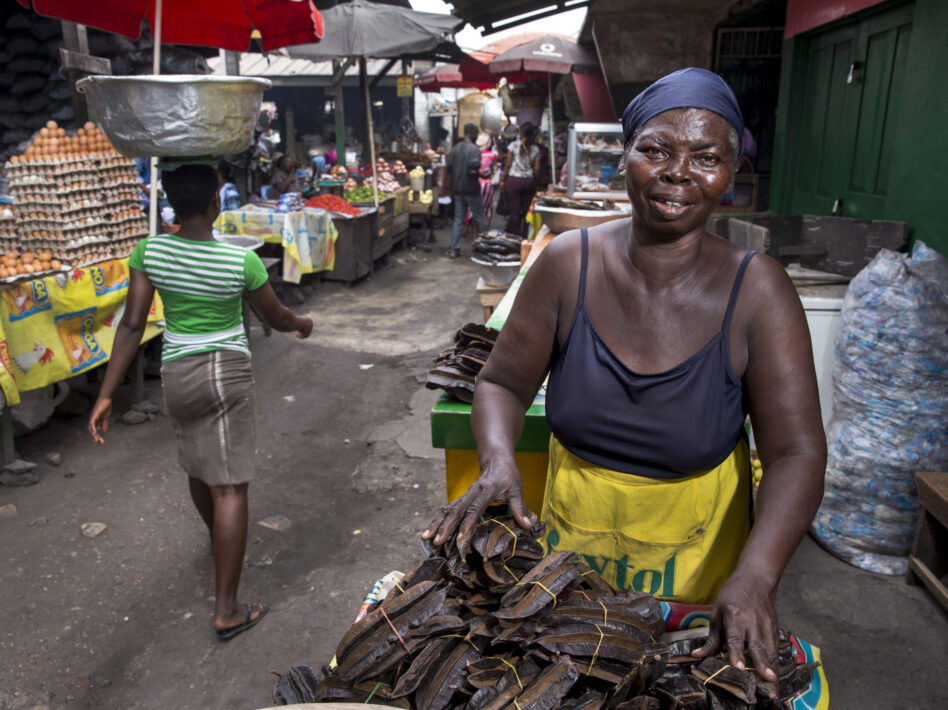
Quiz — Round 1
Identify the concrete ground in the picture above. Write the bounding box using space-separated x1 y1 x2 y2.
0 224 945 709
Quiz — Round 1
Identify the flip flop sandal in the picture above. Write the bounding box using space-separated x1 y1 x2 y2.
215 603 268 641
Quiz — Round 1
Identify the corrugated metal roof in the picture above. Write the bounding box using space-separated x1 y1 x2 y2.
450 0 591 34
207 52 399 82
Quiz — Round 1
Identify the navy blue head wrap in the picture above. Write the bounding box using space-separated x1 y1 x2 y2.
622 68 743 152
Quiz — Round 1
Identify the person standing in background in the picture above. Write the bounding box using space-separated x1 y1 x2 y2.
325 135 338 170
218 161 241 212
269 154 301 197
446 122 488 258
471 132 499 231
500 123 541 238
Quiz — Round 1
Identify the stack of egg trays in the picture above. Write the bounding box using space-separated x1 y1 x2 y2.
6 152 149 268
0 209 19 254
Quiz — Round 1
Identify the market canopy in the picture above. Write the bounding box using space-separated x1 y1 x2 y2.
414 54 529 92
286 0 463 62
487 35 599 75
488 36 603 179
449 0 593 34
15 0 324 51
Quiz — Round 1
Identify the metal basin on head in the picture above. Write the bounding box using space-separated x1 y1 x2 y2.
76 75 272 158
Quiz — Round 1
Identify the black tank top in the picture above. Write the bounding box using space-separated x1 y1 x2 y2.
546 229 755 479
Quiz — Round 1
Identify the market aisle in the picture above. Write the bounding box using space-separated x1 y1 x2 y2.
0 233 490 709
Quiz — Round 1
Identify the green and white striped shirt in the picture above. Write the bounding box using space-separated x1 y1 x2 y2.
129 234 268 362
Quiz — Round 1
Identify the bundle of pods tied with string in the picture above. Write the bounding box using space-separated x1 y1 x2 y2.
273 508 817 709
426 323 499 404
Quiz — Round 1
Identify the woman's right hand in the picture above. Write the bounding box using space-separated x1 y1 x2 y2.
296 316 314 339
88 397 112 444
422 455 535 550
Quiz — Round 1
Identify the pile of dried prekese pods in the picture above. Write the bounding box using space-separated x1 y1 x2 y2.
274 511 817 709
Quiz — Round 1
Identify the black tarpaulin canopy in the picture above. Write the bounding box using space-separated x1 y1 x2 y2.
287 0 463 61
287 0 465 206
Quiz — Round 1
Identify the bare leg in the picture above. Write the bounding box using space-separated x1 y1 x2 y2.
188 476 214 540
209 483 260 627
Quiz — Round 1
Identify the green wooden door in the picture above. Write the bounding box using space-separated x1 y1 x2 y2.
789 2 914 219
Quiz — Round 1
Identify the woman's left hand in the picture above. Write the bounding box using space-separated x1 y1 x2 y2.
691 570 779 682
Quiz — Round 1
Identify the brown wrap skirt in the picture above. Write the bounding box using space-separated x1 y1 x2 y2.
161 349 256 487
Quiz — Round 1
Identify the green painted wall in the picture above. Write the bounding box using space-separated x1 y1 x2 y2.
771 0 948 255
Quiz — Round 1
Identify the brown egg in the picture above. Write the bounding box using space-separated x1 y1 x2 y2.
0 267 9 279
46 120 57 130
50 259 61 270
15 264 26 275
84 121 95 131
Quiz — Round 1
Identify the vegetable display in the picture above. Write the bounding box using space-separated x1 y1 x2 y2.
345 185 392 204
305 194 362 216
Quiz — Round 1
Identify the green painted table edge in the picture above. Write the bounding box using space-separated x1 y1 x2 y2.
431 394 549 452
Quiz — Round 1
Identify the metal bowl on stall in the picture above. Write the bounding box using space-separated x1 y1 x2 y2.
480 97 504 136
533 203 631 234
76 75 272 157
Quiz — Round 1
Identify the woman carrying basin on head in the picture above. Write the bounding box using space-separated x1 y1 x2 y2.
89 164 313 640
424 68 826 683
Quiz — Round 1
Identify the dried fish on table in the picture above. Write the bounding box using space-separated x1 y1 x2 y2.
273 507 820 709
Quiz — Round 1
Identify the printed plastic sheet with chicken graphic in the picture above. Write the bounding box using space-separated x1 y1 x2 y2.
214 206 337 283
0 259 164 406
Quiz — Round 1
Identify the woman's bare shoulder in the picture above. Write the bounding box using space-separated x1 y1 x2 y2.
528 228 582 270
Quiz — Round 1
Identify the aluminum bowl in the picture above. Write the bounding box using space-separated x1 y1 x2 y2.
76 75 272 157
534 203 631 234
480 97 504 136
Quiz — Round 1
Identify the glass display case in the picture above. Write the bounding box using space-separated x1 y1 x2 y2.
566 122 627 201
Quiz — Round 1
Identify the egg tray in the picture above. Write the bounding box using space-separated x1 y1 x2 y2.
18 211 145 233
0 264 72 285
4 153 134 172
23 228 146 251
98 168 139 181
6 162 100 179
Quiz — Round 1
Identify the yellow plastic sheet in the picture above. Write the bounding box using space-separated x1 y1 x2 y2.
215 206 337 283
0 259 164 407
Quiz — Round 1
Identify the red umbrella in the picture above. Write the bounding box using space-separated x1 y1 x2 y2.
416 64 480 92
16 0 324 51
17 0 324 234
415 55 529 92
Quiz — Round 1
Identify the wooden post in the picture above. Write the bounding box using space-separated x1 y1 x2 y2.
331 60 348 168
361 58 379 209
0 406 15 466
60 22 92 126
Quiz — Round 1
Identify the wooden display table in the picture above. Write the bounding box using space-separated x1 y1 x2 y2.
475 277 508 322
907 472 948 610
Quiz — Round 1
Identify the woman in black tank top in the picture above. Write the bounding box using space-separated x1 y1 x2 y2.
424 69 826 684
